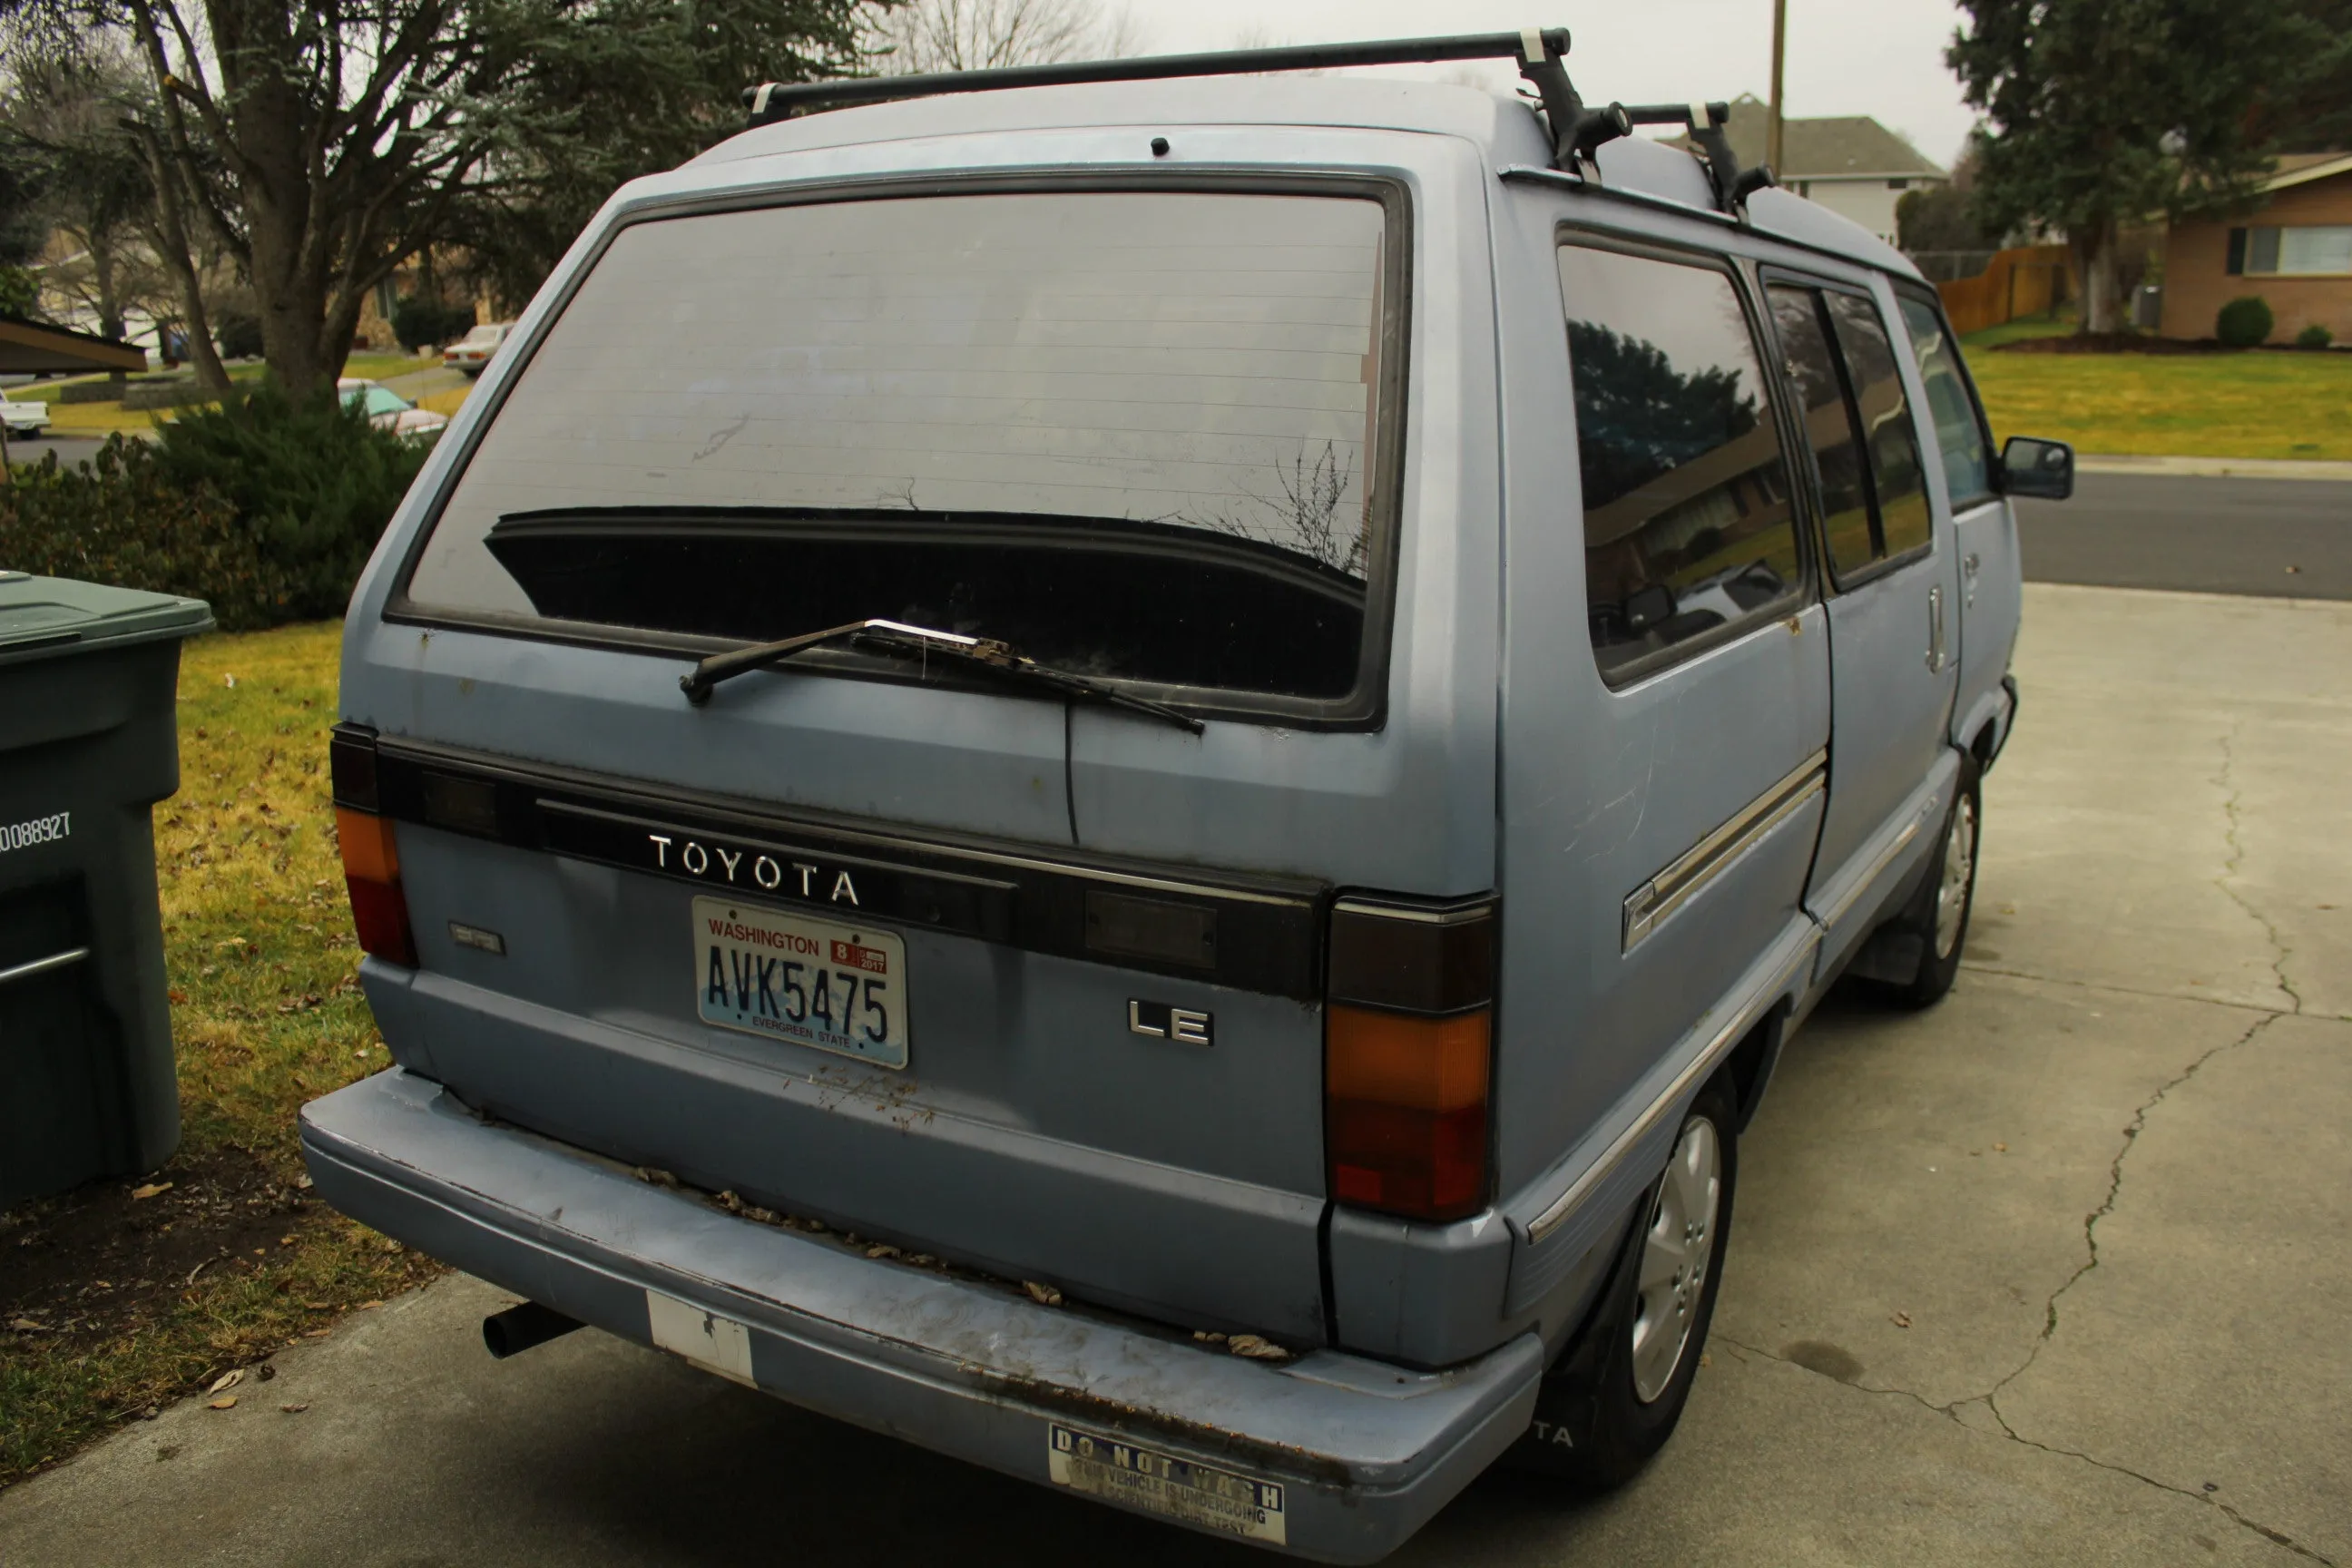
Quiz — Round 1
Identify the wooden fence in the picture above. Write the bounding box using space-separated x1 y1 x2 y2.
1935 244 2073 336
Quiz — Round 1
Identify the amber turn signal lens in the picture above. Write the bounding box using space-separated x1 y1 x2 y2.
1326 1004 1490 1221
335 807 417 966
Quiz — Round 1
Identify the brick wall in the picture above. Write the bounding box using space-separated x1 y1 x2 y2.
2161 171 2352 342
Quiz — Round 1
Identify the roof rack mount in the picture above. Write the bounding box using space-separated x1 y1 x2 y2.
740 28 1774 211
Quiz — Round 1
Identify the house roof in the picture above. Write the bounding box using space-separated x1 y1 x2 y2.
2265 152 2352 191
0 315 147 376
1674 93 1946 181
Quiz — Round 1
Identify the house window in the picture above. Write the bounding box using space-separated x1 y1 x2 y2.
2230 225 2352 277
1886 178 1908 191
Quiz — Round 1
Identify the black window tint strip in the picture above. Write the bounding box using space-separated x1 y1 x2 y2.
347 730 1328 1000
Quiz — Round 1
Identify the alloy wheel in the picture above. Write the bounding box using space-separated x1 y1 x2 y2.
1631 1115 1722 1404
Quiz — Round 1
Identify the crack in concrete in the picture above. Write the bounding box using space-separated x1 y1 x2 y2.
2216 723 2305 1014
1985 1011 2280 1403
1717 1326 2334 1564
1957 961 2291 1016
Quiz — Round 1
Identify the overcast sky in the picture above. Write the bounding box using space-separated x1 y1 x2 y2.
1122 0 1980 171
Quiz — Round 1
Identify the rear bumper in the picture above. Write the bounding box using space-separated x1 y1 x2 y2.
300 1070 1542 1563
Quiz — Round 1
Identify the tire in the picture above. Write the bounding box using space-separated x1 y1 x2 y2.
1510 1074 1740 1489
1868 760 1982 1009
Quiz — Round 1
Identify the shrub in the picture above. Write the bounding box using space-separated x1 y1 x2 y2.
2216 295 2274 348
2296 323 2334 349
0 438 301 630
391 295 476 354
149 380 430 621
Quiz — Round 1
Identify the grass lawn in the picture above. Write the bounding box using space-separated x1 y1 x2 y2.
11 355 437 440
0 623 435 1486
1966 346 2352 460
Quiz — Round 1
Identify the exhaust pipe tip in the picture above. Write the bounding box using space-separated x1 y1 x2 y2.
483 1300 583 1360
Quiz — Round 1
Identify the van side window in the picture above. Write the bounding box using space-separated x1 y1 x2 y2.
1822 292 1932 559
1766 284 1877 581
1894 291 1994 509
1558 244 1803 684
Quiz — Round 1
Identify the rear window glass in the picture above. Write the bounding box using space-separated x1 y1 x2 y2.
403 191 1396 711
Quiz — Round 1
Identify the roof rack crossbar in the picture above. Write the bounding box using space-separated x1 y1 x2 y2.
738 31 1770 212
744 27 1634 174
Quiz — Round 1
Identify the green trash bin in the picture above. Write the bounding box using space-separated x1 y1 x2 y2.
1 571 212 1206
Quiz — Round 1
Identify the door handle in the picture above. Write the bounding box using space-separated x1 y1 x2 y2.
1926 584 1947 673
1963 552 1981 609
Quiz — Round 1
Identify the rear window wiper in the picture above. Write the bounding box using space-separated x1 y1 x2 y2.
679 618 1205 734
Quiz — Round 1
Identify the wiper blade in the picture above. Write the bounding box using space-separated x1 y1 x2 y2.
679 618 1205 734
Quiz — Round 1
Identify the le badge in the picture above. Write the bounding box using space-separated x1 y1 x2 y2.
1128 1000 1211 1046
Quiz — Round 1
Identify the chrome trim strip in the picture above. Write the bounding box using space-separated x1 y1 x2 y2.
0 946 90 987
1623 750 1828 952
1525 937 1811 1245
1819 818 1922 930
1329 897 1492 926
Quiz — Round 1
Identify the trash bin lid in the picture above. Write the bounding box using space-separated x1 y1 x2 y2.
0 572 214 665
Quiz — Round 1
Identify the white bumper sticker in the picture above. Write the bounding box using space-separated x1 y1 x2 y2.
1047 1423 1287 1545
646 1290 755 1387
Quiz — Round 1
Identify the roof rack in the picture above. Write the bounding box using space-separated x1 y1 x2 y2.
740 28 1775 211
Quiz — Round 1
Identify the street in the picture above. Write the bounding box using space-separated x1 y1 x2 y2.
2019 471 2352 600
1 579 2345 1565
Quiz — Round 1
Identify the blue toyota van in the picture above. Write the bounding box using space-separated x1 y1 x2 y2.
305 31 2071 1562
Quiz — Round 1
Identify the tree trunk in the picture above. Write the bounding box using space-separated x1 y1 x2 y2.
133 139 232 395
2073 219 2123 335
86 229 127 342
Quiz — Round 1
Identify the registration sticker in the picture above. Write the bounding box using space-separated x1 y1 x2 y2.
1046 1424 1287 1545
692 896 908 1069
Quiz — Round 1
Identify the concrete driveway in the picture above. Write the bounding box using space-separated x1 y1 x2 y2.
2 583 2345 1567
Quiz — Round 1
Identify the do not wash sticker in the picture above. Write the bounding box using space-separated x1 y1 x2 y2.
1046 1423 1287 1544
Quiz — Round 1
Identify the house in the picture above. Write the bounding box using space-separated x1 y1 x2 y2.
1676 94 1947 246
2160 153 2352 343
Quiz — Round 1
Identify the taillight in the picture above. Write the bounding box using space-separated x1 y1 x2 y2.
330 725 417 967
1324 897 1496 1222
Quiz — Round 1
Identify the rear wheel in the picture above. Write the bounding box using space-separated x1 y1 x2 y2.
1512 1074 1739 1488
1868 762 1981 1008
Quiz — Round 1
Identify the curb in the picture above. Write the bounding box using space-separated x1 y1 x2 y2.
2076 454 2352 482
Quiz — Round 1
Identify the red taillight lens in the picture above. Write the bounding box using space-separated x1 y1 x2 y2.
1327 1005 1491 1220
1324 896 1497 1223
337 805 417 966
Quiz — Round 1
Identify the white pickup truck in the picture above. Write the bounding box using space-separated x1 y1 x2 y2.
0 391 54 436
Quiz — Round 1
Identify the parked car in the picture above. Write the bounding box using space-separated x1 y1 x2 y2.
337 378 448 442
441 321 513 377
0 392 53 436
305 34 2071 1563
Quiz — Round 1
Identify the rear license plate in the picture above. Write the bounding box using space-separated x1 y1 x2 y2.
1047 1423 1287 1544
692 896 908 1069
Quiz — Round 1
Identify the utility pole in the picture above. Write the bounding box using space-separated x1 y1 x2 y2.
1767 0 1788 175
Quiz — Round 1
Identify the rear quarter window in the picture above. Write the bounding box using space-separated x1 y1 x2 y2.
398 188 1406 723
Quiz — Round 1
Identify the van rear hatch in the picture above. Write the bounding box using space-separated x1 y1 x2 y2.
338 178 1446 1346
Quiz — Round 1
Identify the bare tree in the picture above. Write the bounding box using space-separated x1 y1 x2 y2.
872 0 1142 74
